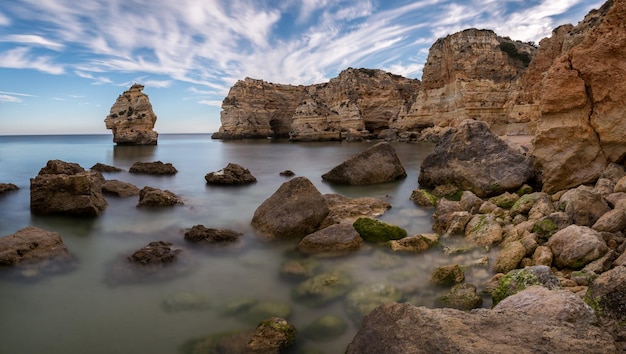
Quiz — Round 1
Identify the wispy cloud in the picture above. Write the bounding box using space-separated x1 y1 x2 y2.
0 34 64 50
0 11 10 26
0 47 64 74
0 90 36 103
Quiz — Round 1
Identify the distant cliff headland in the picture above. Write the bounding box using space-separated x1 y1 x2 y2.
213 0 625 194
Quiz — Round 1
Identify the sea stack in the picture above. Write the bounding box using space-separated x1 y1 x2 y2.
104 83 158 145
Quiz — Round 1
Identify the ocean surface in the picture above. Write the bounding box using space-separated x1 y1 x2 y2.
0 134 495 354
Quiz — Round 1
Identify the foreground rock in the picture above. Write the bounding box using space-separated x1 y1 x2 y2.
204 163 256 185
346 302 614 353
30 160 107 216
104 83 158 145
322 142 407 185
251 177 329 239
0 226 76 278
137 187 182 207
418 120 532 197
129 161 177 175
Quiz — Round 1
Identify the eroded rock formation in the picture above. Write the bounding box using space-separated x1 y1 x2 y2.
105 84 158 145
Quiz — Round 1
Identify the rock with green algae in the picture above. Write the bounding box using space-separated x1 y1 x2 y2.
247 317 297 354
435 283 483 310
429 264 465 286
510 192 542 216
352 217 407 243
302 314 348 341
491 265 560 306
410 189 438 207
292 270 353 306
345 283 404 323
584 265 626 321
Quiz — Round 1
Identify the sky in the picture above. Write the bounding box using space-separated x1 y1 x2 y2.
0 0 604 135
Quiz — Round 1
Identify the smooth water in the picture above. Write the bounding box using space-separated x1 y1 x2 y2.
0 135 494 354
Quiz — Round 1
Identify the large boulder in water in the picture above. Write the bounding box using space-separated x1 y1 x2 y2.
322 142 407 185
251 177 329 240
205 163 256 185
418 120 532 197
104 83 158 145
30 160 107 216
346 302 615 354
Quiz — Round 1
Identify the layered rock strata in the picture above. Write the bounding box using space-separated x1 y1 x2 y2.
105 84 158 145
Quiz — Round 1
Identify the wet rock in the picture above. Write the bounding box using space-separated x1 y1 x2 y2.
297 223 363 256
102 179 140 197
388 233 438 253
129 241 182 265
435 283 483 310
488 191 519 209
251 177 329 240
509 192 543 217
247 317 297 354
322 142 407 185
90 163 122 172
279 170 295 177
129 161 177 175
204 163 257 185
30 160 107 216
137 186 183 207
346 302 615 354
410 188 438 207
491 265 560 306
302 314 348 341
352 217 407 243
465 214 503 246
429 264 465 286
0 226 76 278
546 225 608 269
321 193 391 226
184 225 242 245
345 283 403 323
292 270 353 306
0 183 19 194
418 120 533 198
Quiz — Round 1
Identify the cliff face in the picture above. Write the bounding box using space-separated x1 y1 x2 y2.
213 68 420 141
393 29 537 135
104 84 158 145
533 0 626 192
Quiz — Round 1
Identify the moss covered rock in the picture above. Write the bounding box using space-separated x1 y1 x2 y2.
435 283 483 310
491 265 560 306
410 189 438 207
345 283 403 323
429 264 465 286
353 217 407 243
584 266 626 320
292 270 353 306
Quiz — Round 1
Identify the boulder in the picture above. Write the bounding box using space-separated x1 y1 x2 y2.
0 183 19 194
251 177 329 240
30 160 107 216
418 120 533 197
136 186 182 207
584 265 626 321
346 302 614 354
465 214 503 246
546 225 608 269
102 179 140 197
322 193 391 226
435 283 483 310
560 186 610 227
129 241 182 265
352 217 407 243
297 223 363 256
104 83 158 145
388 234 438 253
90 163 122 172
492 241 526 274
204 163 256 185
246 317 297 354
429 264 465 286
409 188 438 207
183 225 242 245
492 265 560 306
129 161 177 175
0 226 76 277
321 142 407 185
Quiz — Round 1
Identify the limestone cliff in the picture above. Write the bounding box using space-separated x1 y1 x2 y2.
213 68 420 141
393 29 537 135
104 84 158 145
533 0 626 193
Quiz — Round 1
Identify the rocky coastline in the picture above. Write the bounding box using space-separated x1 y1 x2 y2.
2 0 626 352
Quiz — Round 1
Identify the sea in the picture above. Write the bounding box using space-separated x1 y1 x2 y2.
0 134 496 354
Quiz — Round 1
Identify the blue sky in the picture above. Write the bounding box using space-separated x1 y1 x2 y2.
0 0 604 135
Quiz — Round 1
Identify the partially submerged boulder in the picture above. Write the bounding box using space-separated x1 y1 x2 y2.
322 142 407 185
90 163 122 172
352 217 407 243
0 183 19 194
102 180 140 197
205 163 256 185
129 161 177 175
30 160 107 216
297 223 363 256
137 186 183 207
418 120 533 197
183 225 242 245
0 226 76 278
251 177 329 240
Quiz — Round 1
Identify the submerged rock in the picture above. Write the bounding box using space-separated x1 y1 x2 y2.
129 161 177 175
0 183 19 194
322 142 407 185
345 283 403 323
302 314 348 341
292 270 353 306
205 163 256 185
184 225 242 245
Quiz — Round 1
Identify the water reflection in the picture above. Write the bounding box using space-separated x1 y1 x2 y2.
112 145 157 165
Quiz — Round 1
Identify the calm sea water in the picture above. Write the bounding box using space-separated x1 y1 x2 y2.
0 134 494 354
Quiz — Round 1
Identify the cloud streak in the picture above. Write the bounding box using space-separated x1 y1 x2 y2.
0 0 603 106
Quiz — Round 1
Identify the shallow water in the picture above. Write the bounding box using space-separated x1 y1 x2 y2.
0 135 496 354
